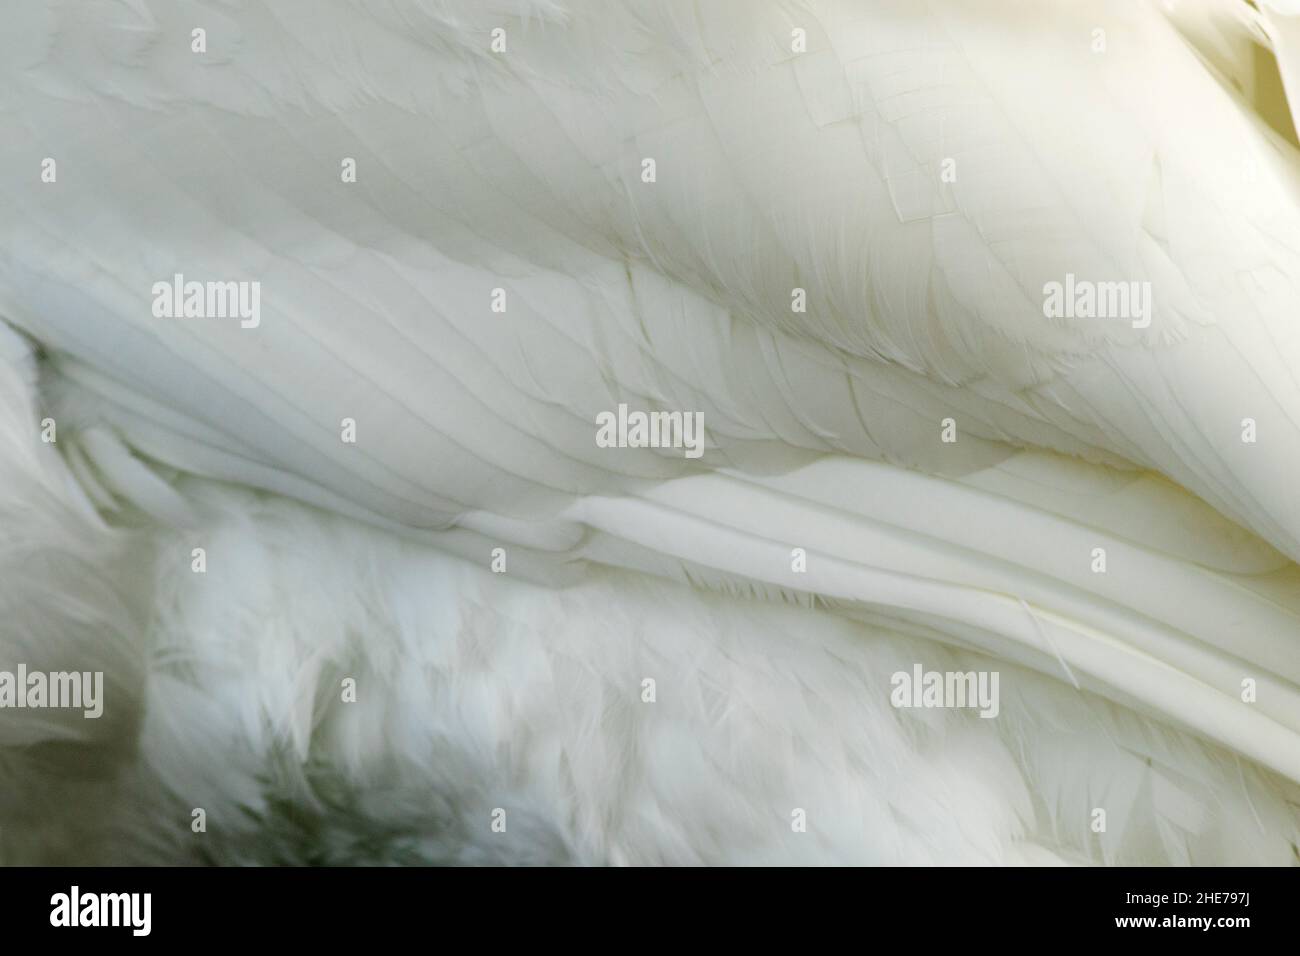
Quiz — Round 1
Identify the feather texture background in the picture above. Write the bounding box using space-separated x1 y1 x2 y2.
0 0 1298 865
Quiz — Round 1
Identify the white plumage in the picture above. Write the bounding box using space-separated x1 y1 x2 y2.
0 0 1297 864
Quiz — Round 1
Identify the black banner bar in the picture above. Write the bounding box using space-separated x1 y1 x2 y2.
2 865 1281 942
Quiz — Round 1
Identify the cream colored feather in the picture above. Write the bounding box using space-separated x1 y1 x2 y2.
0 0 1297 865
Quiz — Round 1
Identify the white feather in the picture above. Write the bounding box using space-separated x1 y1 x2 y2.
1 0 1298 864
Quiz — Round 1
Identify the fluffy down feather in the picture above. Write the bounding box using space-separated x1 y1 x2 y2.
0 333 1296 865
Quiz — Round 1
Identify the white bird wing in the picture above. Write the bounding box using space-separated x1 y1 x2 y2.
3 0 1300 780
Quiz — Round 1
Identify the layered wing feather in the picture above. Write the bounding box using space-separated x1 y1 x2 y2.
2 0 1300 785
